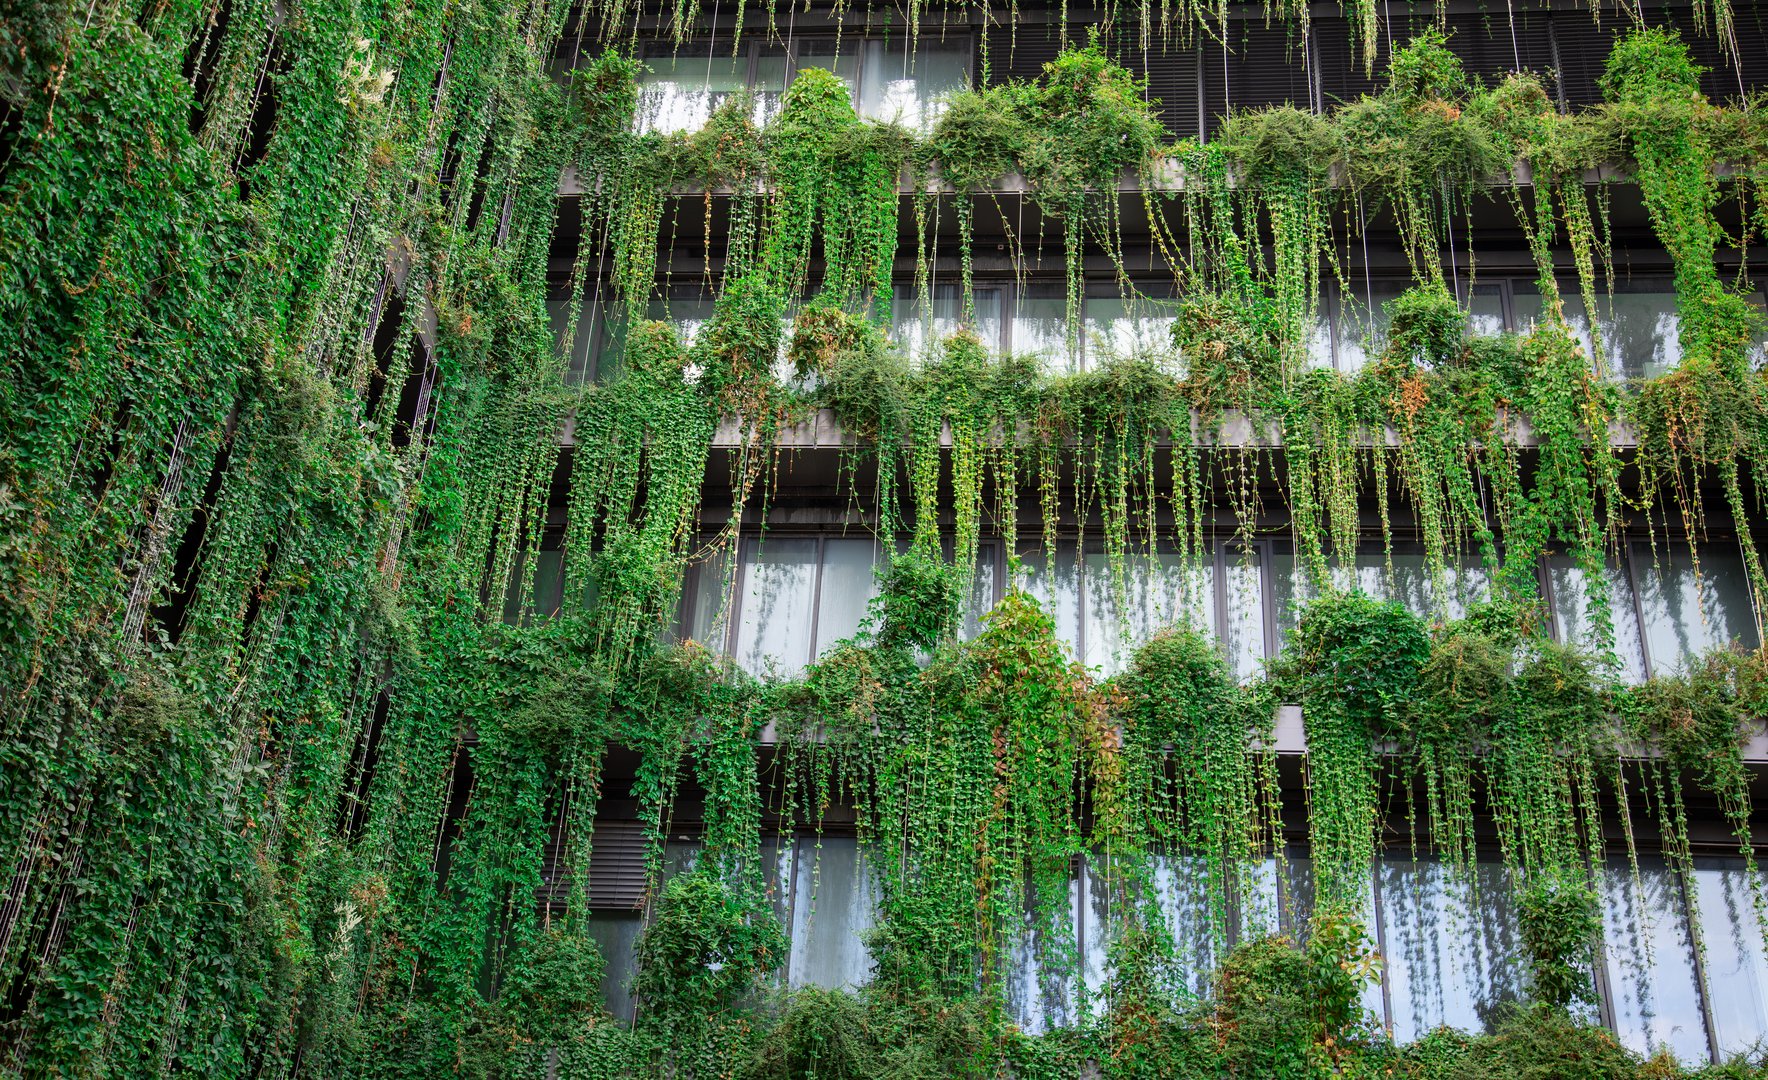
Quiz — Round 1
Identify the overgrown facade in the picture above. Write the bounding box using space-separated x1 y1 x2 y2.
8 0 1768 1076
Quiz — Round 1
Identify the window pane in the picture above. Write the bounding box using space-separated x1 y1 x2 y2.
1083 550 1213 676
893 284 1001 358
1016 541 1081 659
1269 549 1315 652
1013 284 1075 372
1007 868 1082 1033
1223 548 1266 682
682 544 733 649
1085 289 1180 361
1467 283 1506 338
1513 286 1598 374
1334 279 1410 373
501 548 563 624
1152 853 1229 995
637 52 748 134
858 40 969 131
1692 857 1768 1057
1547 553 1647 683
1354 550 1488 622
587 913 643 1020
752 48 789 124
1379 858 1526 1042
1632 543 1760 675
964 543 998 640
816 537 882 653
1277 854 1385 1017
734 538 819 676
646 294 717 346
788 837 878 989
1601 855 1709 1063
1604 289 1682 381
793 41 860 100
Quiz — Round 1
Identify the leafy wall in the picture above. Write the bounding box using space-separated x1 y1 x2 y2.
4 3 1768 1076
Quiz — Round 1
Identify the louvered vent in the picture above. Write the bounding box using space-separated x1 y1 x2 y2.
1442 9 1556 92
1102 21 1201 140
983 20 1064 85
539 818 649 912
1200 21 1314 138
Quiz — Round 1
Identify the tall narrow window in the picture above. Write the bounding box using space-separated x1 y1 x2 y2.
1691 856 1768 1056
1632 542 1760 675
1601 855 1710 1063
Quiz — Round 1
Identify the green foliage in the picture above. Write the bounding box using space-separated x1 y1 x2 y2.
1517 878 1601 1009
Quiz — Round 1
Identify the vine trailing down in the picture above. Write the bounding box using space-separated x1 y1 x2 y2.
5 1 1768 1077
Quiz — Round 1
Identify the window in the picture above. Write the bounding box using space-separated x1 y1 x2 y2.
1601 855 1710 1063
628 36 969 135
587 913 643 1020
786 837 879 989
635 43 774 134
679 535 999 676
1010 283 1074 371
1269 543 1490 647
1631 541 1760 675
501 545 564 624
1015 538 1271 679
893 283 1003 359
1378 857 1526 1042
1545 551 1648 684
1691 856 1768 1057
1512 279 1768 381
548 283 620 384
1332 278 1411 374
1083 282 1181 361
1007 863 1083 1033
797 38 971 131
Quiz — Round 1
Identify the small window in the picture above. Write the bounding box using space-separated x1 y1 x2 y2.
787 837 879 989
1378 856 1526 1042
1691 856 1768 1057
1601 854 1710 1063
1011 283 1075 372
1631 541 1760 675
635 47 752 134
855 39 969 131
893 283 1002 359
1082 547 1213 676
1083 283 1180 363
1545 551 1648 684
1332 278 1411 373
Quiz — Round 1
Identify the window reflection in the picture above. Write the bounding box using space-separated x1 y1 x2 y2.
1631 543 1760 675
1546 552 1647 683
1151 853 1230 996
587 913 643 1020
1016 541 1083 660
1379 858 1526 1042
814 537 882 649
1333 279 1411 373
1007 865 1082 1033
1223 548 1267 682
734 538 819 677
1601 855 1709 1063
1692 857 1768 1056
856 40 968 131
1012 284 1075 371
788 837 879 989
636 52 751 134
1352 550 1489 623
893 284 1002 358
1085 288 1181 361
1083 550 1213 675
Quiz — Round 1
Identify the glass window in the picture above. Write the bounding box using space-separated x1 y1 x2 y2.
793 40 861 98
645 292 717 346
636 50 750 134
1547 552 1648 684
587 913 643 1020
1268 548 1314 652
1378 857 1526 1042
1353 549 1489 623
1466 283 1507 339
734 538 819 677
963 543 999 640
1012 283 1075 372
1016 540 1082 660
1082 549 1213 676
1511 281 1727 383
893 284 1002 359
1223 547 1268 682
787 837 878 989
501 547 564 625
1692 856 1768 1057
1333 279 1411 373
857 39 968 131
1007 866 1082 1033
814 537 882 652
1631 542 1760 675
1085 285 1180 361
1151 852 1231 996
680 543 733 649
1276 853 1386 1018
1601 855 1710 1063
